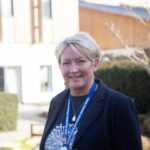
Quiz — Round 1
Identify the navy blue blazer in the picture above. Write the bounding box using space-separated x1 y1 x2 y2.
40 80 142 150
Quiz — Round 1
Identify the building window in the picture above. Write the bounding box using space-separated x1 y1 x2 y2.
42 0 52 18
5 66 20 94
0 67 4 91
1 0 13 17
40 65 52 92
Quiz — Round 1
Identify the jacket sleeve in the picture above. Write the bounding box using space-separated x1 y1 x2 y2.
41 98 55 136
40 99 55 150
113 97 143 150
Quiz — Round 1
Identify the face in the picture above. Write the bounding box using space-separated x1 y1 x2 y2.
60 46 98 96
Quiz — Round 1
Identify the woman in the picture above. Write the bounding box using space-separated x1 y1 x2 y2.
40 32 142 150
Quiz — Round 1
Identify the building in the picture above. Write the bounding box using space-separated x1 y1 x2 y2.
79 1 150 49
0 0 79 103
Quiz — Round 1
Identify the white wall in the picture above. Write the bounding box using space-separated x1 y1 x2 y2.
42 0 79 43
13 0 33 43
42 19 53 43
1 0 79 44
0 43 65 103
1 17 15 42
52 0 79 43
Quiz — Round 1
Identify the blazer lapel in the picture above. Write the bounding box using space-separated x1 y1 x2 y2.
73 82 105 146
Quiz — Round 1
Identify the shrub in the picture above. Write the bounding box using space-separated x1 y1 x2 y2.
0 92 18 131
144 47 150 57
95 60 150 114
142 116 150 137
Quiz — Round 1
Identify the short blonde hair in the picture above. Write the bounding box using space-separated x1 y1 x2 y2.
55 32 101 64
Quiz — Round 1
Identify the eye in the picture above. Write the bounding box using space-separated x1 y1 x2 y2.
77 60 86 64
62 62 70 65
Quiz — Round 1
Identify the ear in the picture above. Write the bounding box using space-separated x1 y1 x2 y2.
93 58 100 72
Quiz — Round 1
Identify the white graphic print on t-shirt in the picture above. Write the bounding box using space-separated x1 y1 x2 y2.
45 123 77 150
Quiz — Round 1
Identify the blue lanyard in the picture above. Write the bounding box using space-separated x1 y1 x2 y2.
63 81 96 148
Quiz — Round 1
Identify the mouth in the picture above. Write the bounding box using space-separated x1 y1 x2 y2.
69 76 82 80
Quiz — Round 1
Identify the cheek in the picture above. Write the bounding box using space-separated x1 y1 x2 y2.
60 67 68 77
86 69 95 78
85 66 95 74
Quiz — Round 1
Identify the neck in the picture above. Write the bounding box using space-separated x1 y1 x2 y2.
70 79 94 96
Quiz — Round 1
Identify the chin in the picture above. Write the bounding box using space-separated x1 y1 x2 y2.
70 84 84 90
68 79 84 88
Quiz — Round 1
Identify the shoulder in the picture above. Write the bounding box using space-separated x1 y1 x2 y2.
108 87 132 104
50 88 69 105
96 79 135 110
97 80 139 125
105 86 137 116
46 88 69 116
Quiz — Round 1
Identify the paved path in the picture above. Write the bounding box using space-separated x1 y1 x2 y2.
0 103 49 146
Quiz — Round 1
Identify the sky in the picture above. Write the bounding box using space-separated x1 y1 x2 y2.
82 0 150 8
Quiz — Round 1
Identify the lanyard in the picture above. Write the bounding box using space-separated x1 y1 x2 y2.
63 81 96 149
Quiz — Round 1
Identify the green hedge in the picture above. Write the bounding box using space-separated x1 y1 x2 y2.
95 60 150 114
0 92 18 131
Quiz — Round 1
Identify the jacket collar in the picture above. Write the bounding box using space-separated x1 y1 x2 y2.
73 79 106 146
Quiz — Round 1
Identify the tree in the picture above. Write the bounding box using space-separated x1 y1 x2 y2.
101 0 150 74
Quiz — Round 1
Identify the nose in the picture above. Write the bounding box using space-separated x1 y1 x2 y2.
69 63 79 73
